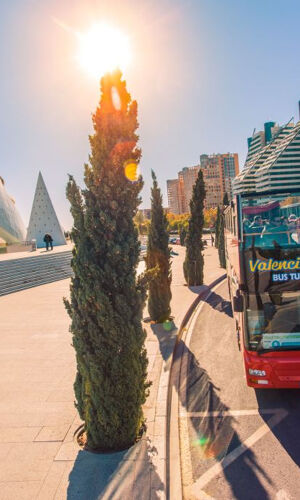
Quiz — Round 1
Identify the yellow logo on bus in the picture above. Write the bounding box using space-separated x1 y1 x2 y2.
249 258 300 272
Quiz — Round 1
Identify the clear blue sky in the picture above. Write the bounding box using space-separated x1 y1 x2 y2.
1 0 300 229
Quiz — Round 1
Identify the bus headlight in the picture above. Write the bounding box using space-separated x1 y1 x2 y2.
249 368 266 377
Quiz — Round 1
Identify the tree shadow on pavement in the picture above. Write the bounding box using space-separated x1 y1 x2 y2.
256 389 300 469
188 286 233 319
203 290 233 318
181 342 272 499
67 436 164 499
150 322 178 363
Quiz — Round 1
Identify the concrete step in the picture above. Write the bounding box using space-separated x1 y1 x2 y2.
0 251 72 271
0 256 71 273
0 251 73 297
0 266 72 291
0 258 72 282
0 257 71 280
0 273 72 297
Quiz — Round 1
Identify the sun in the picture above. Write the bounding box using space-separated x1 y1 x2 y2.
76 23 131 78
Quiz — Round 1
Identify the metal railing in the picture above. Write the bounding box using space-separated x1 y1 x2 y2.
243 229 300 246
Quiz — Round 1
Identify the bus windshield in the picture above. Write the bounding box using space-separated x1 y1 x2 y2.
246 291 300 351
241 193 300 249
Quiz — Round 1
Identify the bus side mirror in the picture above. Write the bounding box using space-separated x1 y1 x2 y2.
233 294 243 313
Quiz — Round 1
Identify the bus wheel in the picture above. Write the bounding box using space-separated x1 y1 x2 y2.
236 321 241 351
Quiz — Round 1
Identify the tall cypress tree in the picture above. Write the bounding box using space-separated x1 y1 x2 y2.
183 169 206 286
218 213 226 268
64 70 149 451
146 171 172 322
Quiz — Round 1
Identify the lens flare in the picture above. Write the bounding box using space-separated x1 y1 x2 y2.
163 320 173 331
124 160 138 182
111 86 121 110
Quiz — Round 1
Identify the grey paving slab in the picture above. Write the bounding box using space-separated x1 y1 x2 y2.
0 480 42 500
34 424 71 442
0 443 13 461
0 457 52 482
37 461 69 500
0 426 41 443
6 441 62 463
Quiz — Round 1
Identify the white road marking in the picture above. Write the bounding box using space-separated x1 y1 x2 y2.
190 409 288 494
180 408 285 417
185 489 215 500
276 490 291 500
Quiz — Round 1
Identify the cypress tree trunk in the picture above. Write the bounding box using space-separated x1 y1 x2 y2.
146 171 172 322
218 213 226 268
179 225 187 246
183 169 206 286
215 205 221 249
64 71 149 451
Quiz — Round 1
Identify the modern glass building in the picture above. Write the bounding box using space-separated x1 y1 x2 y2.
0 176 26 243
233 119 300 194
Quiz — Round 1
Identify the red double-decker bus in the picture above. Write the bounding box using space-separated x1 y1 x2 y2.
225 189 300 388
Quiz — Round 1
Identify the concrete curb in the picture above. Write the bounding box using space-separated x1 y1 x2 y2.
166 273 226 500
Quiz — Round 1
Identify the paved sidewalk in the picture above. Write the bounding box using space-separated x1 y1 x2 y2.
0 244 222 499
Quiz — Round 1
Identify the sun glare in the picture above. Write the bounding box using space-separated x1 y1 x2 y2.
76 23 131 78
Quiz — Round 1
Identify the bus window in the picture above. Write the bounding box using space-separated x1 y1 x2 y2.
241 194 300 249
245 292 300 351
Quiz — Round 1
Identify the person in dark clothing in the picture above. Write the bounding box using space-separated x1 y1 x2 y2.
211 233 215 246
43 233 53 251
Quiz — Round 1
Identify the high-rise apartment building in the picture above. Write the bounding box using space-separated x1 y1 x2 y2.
167 179 181 214
200 155 223 209
245 121 279 164
234 119 300 194
167 153 239 213
178 166 200 212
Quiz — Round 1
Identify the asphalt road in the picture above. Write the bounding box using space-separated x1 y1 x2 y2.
181 280 300 500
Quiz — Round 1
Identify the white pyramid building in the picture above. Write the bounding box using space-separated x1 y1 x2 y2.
26 172 66 248
0 176 26 243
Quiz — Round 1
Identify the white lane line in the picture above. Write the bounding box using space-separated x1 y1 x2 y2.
190 409 288 494
276 490 291 500
180 408 285 417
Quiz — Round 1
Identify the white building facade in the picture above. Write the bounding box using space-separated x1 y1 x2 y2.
0 176 25 243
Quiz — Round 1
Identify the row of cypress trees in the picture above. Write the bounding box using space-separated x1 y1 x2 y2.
65 71 211 451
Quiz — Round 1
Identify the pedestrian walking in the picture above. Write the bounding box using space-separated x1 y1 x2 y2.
211 233 215 246
43 233 53 251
